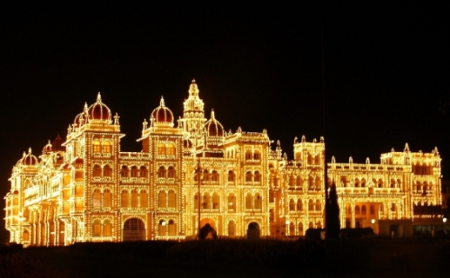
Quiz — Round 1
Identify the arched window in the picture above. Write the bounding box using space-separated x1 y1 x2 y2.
308 200 314 211
212 192 220 209
355 178 360 187
228 221 235 236
168 166 176 178
158 166 166 178
203 193 210 209
298 223 303 236
158 143 166 155
158 219 166 236
167 144 176 155
228 170 235 182
203 169 210 181
121 190 129 207
228 194 236 211
93 165 102 177
103 219 112 237
296 176 303 187
315 200 321 211
168 190 176 208
131 189 138 207
315 177 321 190
194 193 199 210
370 205 375 215
361 178 366 187
253 150 261 160
355 205 360 215
378 179 383 188
245 171 253 182
315 155 321 165
103 141 111 153
93 140 101 153
158 190 166 208
289 199 295 211
168 219 176 236
289 175 294 186
103 189 112 207
131 166 139 177
289 222 295 235
103 165 112 177
211 170 219 183
120 166 129 178
93 220 101 237
297 200 303 211
245 193 253 209
362 205 367 215
140 190 148 208
245 150 252 160
254 194 262 209
254 171 261 183
390 179 395 188
140 166 148 178
93 189 101 209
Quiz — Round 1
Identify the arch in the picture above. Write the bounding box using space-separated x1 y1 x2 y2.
289 199 295 211
140 190 148 208
139 166 148 178
93 164 102 177
245 171 253 182
158 219 167 236
131 189 138 207
315 176 321 190
355 205 360 215
245 150 252 160
254 193 262 209
103 164 112 177
131 166 139 177
121 190 129 207
168 166 176 178
228 193 236 211
158 143 166 155
355 178 360 187
254 171 261 183
168 219 177 236
227 170 235 182
361 205 367 215
203 169 210 181
296 176 303 187
315 199 321 211
297 199 303 211
245 193 253 209
168 190 176 208
298 222 304 236
103 140 111 153
158 166 166 178
167 143 176 155
93 140 101 153
103 219 112 237
247 222 260 239
228 220 236 237
361 178 366 187
93 188 101 209
203 192 210 209
93 219 101 237
158 190 166 208
120 165 129 178
253 150 261 160
211 170 219 183
212 192 220 209
308 199 314 211
123 218 146 241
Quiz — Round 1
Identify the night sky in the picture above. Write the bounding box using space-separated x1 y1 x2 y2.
1 2 449 243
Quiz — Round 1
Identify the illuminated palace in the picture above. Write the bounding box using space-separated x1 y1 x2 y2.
4 80 443 246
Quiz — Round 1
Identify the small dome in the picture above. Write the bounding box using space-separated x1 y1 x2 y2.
151 97 174 126
19 148 39 166
87 92 111 121
204 110 224 137
42 140 52 154
73 110 88 127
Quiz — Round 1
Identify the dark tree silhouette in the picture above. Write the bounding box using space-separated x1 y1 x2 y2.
198 223 217 240
326 181 340 239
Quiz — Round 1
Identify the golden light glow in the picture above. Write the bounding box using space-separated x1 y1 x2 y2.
4 81 442 246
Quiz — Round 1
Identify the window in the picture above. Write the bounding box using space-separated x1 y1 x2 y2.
93 189 101 209
131 166 139 177
245 171 252 182
355 205 360 215
93 140 101 153
211 170 219 182
253 151 261 160
140 190 148 208
168 190 176 208
308 200 314 211
103 165 112 177
289 199 295 211
131 189 138 207
140 166 148 178
103 219 112 237
362 205 367 215
254 194 262 209
120 166 129 178
93 220 101 237
103 189 112 207
203 193 210 209
158 166 166 178
93 165 102 177
168 166 176 178
158 143 166 155
212 192 220 209
121 190 129 207
168 219 176 236
315 200 321 211
254 171 261 183
103 141 111 153
228 170 235 182
158 190 166 208
297 200 303 211
167 144 176 155
228 194 236 211
245 150 252 160
245 193 252 209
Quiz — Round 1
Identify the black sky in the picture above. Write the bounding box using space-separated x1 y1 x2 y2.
1 2 449 243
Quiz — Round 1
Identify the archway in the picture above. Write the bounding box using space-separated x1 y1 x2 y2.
123 218 146 241
247 222 260 239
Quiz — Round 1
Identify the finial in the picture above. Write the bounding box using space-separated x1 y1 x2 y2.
28 147 32 154
84 102 88 112
192 78 196 83
143 119 148 130
97 92 102 102
404 142 410 152
366 157 370 164
114 113 120 125
160 96 165 107
331 155 336 163
320 136 324 143
211 109 215 119
301 135 306 142
294 136 298 144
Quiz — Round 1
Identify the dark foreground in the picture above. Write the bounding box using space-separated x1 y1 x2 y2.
1 238 449 278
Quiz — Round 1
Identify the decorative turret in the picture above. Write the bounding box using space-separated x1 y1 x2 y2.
182 79 206 137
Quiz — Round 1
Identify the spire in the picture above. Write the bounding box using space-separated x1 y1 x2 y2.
160 96 166 107
97 92 102 102
210 109 215 119
189 79 199 97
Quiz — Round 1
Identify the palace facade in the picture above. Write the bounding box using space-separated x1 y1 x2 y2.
4 80 443 246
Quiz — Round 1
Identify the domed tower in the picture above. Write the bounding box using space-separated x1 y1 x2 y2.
181 79 206 139
204 109 225 156
150 97 174 128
